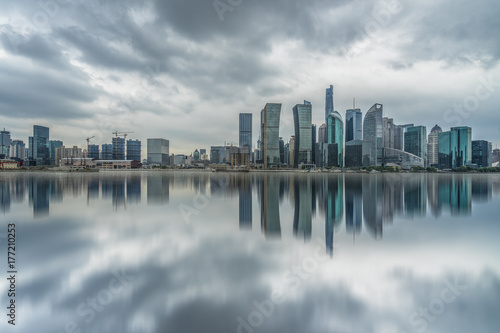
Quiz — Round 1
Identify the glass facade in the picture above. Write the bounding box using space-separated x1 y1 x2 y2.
438 131 458 169
0 129 11 158
126 140 142 161
262 103 281 168
293 103 312 168
101 144 113 160
362 104 383 166
239 113 252 149
311 124 317 165
472 140 492 167
325 85 334 123
30 125 50 166
49 140 63 165
327 111 344 167
88 144 100 159
112 137 125 160
451 127 472 167
404 126 427 161
427 125 442 167
345 109 362 143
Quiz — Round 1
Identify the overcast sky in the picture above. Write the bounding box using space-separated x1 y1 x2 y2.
0 0 499 155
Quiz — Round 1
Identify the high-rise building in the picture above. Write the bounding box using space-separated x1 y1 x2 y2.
311 124 317 165
493 149 500 165
289 136 295 167
147 139 169 166
438 127 472 169
472 140 492 168
101 144 113 160
210 146 226 164
325 85 334 123
126 139 141 161
112 137 125 160
427 125 442 167
345 140 371 167
200 149 207 156
345 109 362 143
193 149 200 162
393 125 405 151
0 129 12 158
88 144 100 159
261 103 282 168
404 126 427 162
327 111 344 167
382 117 395 149
49 140 63 165
293 103 312 168
318 123 327 144
363 104 383 166
239 113 252 149
279 138 285 164
29 125 50 166
9 140 25 161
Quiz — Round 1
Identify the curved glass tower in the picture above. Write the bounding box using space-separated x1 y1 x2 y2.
363 104 383 166
327 111 344 167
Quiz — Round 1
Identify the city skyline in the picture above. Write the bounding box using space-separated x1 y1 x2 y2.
0 1 499 154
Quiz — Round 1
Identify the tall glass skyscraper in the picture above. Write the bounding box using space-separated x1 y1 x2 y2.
112 137 125 160
438 127 471 169
88 144 100 159
311 124 317 165
0 129 11 158
345 109 362 142
49 140 63 165
327 111 344 167
239 113 252 149
101 144 113 160
325 85 334 123
261 103 281 168
404 126 427 161
451 126 472 167
472 140 492 167
126 139 142 161
29 125 50 166
293 103 312 168
362 104 383 166
427 125 442 167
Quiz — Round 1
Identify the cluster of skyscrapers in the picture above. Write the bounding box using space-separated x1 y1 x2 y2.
233 85 497 169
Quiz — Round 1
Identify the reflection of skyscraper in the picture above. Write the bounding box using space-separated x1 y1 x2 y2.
325 175 343 256
127 174 141 204
29 177 49 217
437 175 472 216
363 175 383 239
239 175 252 230
427 175 442 218
471 177 492 203
363 104 383 166
0 180 11 213
345 175 362 236
403 176 427 218
260 175 281 239
147 175 169 204
293 176 312 242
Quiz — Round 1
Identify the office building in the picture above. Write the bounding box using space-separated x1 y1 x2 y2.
293 103 312 168
261 103 282 168
382 117 395 149
325 85 334 123
9 140 25 161
49 140 63 165
279 138 285 164
101 144 113 160
239 113 252 149
404 126 427 161
438 127 471 169
289 136 295 167
311 124 317 165
345 140 370 167
210 146 226 164
427 125 442 167
318 123 327 143
193 149 200 162
345 109 362 142
88 144 100 159
472 140 492 167
327 111 344 167
28 125 50 166
126 139 141 161
363 104 383 166
284 143 290 166
112 137 125 160
0 129 11 158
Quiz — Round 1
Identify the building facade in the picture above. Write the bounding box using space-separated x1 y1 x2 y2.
404 126 427 162
363 104 383 166
345 109 362 143
325 85 334 123
10 140 25 161
472 140 492 168
88 144 100 159
101 144 113 160
112 137 125 160
126 139 142 161
327 111 344 167
29 125 50 166
49 140 63 165
427 125 442 167
239 113 252 149
261 103 282 168
293 103 313 168
0 129 11 158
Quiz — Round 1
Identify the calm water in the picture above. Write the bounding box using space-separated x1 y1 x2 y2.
1 171 499 333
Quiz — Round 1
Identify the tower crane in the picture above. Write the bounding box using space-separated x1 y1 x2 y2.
112 131 134 160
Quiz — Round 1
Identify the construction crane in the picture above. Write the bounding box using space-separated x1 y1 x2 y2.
112 131 134 160
84 136 95 167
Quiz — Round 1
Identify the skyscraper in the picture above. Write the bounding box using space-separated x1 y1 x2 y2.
404 126 427 162
363 104 383 166
112 137 125 160
0 129 11 158
49 140 63 165
345 109 362 142
239 113 252 149
327 111 344 167
451 126 472 167
382 117 395 149
325 85 334 123
101 144 113 160
88 144 100 159
261 103 282 168
10 140 25 161
311 124 317 164
29 125 50 166
472 140 492 167
427 125 442 167
126 139 142 161
438 127 472 169
318 123 327 143
293 103 313 168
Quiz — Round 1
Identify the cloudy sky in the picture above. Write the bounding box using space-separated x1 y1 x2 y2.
0 0 499 155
